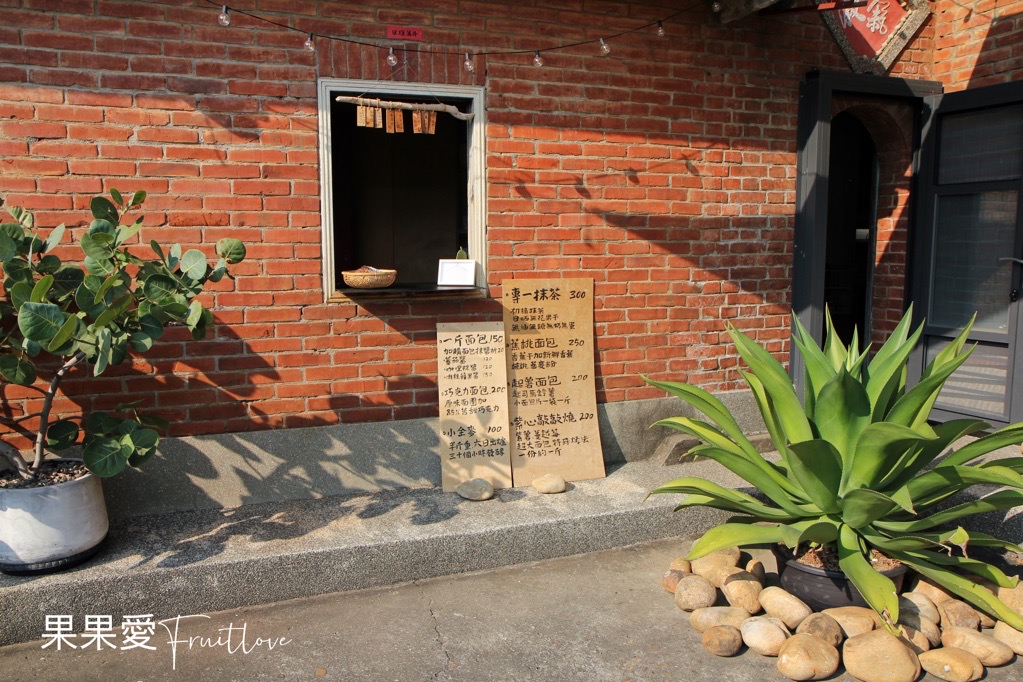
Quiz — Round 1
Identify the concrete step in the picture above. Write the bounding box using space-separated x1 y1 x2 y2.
0 458 740 646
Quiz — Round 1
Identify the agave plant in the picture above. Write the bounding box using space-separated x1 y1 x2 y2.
647 309 1023 632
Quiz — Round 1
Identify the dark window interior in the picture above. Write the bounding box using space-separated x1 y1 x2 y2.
330 92 470 288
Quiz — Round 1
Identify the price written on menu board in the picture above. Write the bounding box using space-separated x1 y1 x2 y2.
502 278 605 487
436 322 513 492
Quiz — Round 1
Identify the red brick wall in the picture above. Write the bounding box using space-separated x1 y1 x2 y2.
0 1 1001 446
932 0 1023 91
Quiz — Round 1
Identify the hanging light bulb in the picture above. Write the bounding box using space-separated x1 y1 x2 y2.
386 47 398 67
657 21 666 37
217 5 230 27
711 1 723 12
599 38 611 55
463 52 475 73
532 50 544 67
304 33 315 51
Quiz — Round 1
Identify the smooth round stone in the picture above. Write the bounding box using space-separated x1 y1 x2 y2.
843 629 921 682
912 576 954 604
997 582 1023 614
899 611 941 648
669 555 692 573
776 633 840 681
939 599 982 630
760 586 813 630
898 623 931 653
531 473 566 494
992 620 1023 654
900 592 940 627
795 612 844 647
690 606 750 633
746 558 767 585
821 606 877 639
702 625 744 657
718 567 763 615
674 574 718 612
918 647 984 682
662 569 687 594
454 478 494 500
942 626 1014 666
692 548 741 587
740 616 790 656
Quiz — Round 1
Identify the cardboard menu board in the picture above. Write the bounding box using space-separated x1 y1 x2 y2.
436 322 513 492
502 278 604 486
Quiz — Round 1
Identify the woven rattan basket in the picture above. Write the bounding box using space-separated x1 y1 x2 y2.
342 267 397 288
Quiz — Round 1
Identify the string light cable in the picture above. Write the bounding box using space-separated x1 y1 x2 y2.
199 0 700 66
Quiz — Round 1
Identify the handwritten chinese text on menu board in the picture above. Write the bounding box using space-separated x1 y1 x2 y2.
502 278 605 487
436 322 513 492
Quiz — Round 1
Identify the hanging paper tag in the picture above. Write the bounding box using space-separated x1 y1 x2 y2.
394 109 405 133
426 110 437 134
412 110 423 134
356 105 366 127
374 107 383 128
385 108 395 133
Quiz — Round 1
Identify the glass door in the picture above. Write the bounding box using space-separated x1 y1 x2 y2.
913 86 1023 425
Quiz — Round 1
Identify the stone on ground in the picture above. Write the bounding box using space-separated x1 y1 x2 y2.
821 606 877 639
900 592 940 625
941 626 1014 667
674 574 718 612
691 548 741 587
776 633 840 681
454 478 494 500
740 616 790 656
662 569 687 593
939 599 982 630
992 621 1023 655
746 558 766 584
912 576 955 604
795 612 844 648
690 606 750 633
531 473 566 494
701 625 744 657
842 629 920 682
669 555 692 573
918 647 985 682
760 586 812 630
718 567 763 615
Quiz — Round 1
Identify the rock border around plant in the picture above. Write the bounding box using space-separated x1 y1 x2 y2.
662 545 1022 682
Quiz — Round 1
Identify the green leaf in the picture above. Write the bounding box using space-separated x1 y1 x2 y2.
216 237 246 264
129 190 146 207
790 313 837 411
50 266 84 301
93 272 124 304
46 315 80 353
18 302 65 342
823 307 849 371
90 196 119 225
36 254 60 274
10 281 32 310
84 255 115 276
150 240 165 262
115 217 143 246
877 490 1023 533
143 274 178 303
841 488 907 528
844 422 925 493
813 368 871 464
786 440 842 512
82 436 129 477
80 232 115 261
904 465 1023 509
46 419 79 450
42 223 65 253
791 518 840 546
878 419 990 491
168 243 181 270
0 354 36 385
837 523 900 629
94 327 112 376
649 476 797 521
688 523 800 561
686 445 812 516
123 427 159 466
138 313 164 341
128 331 152 352
109 188 123 206
137 412 170 431
940 422 1023 468
4 258 33 283
179 249 207 282
0 231 17 261
29 274 54 303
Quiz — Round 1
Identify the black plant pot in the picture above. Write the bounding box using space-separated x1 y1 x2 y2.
778 557 908 612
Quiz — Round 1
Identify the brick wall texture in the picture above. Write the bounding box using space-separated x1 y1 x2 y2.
0 0 1020 446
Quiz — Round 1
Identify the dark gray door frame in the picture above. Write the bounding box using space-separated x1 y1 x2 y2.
791 70 941 395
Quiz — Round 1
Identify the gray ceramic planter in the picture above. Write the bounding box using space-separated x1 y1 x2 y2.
0 463 108 574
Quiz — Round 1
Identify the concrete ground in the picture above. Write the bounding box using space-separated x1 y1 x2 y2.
2 537 1022 682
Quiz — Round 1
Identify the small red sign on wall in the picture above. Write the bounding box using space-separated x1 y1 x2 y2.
387 26 423 41
836 0 907 59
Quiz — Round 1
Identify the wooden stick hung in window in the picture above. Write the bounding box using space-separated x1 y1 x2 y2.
334 95 474 122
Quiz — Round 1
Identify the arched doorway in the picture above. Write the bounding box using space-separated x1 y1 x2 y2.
824 112 877 345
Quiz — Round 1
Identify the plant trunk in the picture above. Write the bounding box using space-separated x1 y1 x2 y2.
31 351 87 473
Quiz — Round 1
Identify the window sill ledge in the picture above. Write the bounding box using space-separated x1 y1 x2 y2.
328 285 489 303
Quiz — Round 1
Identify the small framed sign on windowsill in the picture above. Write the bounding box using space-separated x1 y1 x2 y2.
437 259 477 287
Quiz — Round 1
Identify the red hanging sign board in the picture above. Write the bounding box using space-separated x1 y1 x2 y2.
386 26 423 41
835 0 907 58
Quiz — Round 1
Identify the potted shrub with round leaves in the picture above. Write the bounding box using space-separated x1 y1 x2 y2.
647 309 1023 633
0 190 245 573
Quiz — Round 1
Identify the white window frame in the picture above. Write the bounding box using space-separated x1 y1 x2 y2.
316 78 487 301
